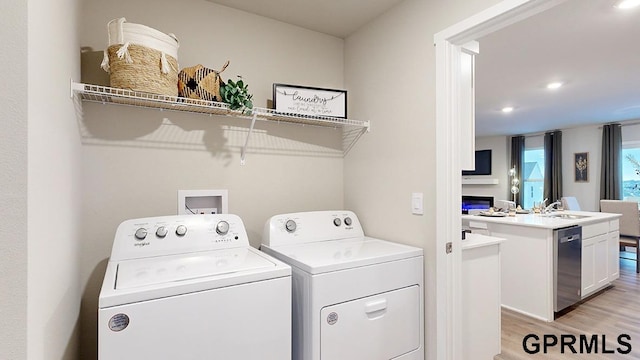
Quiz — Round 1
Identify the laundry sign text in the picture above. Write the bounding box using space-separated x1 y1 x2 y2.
273 83 347 119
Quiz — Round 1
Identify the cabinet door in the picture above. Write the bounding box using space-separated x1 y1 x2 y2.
460 45 477 170
609 230 620 280
581 236 596 298
594 234 609 289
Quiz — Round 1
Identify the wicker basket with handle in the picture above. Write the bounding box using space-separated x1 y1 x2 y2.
101 18 179 96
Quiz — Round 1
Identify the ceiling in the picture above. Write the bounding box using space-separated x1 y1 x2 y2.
476 0 640 137
208 0 640 138
206 0 405 38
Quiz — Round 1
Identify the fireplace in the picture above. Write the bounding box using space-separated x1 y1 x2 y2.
462 196 494 214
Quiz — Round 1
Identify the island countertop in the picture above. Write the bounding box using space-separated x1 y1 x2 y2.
462 210 620 229
462 210 621 322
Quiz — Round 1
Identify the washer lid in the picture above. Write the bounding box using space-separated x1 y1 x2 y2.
263 237 422 274
115 247 276 290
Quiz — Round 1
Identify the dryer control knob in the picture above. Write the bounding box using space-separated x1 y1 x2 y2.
134 228 147 240
344 217 353 226
285 220 297 233
333 218 342 227
156 226 168 238
175 225 187 237
216 221 230 235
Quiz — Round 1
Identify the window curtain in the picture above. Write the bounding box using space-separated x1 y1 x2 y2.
600 124 622 200
510 135 525 205
544 130 562 203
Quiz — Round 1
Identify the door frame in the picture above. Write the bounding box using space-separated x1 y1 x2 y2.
434 0 566 358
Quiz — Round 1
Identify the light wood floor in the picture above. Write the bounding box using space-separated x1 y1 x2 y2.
496 255 640 359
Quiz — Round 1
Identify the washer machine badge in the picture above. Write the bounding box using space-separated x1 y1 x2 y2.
327 312 338 325
108 313 130 332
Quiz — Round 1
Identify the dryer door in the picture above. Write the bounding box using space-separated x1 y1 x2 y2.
320 285 421 359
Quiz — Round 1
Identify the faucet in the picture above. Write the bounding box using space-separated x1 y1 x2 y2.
543 201 562 214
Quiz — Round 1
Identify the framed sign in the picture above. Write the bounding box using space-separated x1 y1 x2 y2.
273 83 347 118
574 152 589 182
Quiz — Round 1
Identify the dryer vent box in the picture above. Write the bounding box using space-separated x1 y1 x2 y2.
178 190 228 215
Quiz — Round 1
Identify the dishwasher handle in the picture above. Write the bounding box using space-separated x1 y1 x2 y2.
560 234 581 243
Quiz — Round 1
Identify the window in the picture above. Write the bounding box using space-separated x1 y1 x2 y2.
523 147 545 209
622 146 640 203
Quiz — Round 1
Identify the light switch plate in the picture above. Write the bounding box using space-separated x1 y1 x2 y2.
412 192 424 215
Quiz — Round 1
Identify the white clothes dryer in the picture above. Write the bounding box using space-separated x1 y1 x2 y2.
261 210 424 360
99 214 291 360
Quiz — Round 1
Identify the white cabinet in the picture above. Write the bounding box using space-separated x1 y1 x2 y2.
581 220 620 299
609 230 620 279
460 42 478 170
462 234 503 360
581 235 596 296
594 233 609 289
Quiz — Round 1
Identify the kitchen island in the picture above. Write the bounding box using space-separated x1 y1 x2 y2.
462 210 621 321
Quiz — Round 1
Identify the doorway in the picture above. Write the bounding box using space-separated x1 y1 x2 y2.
434 0 567 358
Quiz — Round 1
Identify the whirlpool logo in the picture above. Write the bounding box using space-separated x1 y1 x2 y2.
522 334 632 355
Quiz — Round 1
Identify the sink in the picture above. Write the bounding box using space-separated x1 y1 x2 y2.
547 213 590 220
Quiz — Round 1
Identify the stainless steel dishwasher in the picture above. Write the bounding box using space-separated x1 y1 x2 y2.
553 225 582 312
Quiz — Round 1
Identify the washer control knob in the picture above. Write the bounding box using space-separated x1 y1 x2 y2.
175 225 187 237
216 221 230 235
134 228 147 240
344 217 352 226
285 220 297 233
156 226 168 238
333 218 342 227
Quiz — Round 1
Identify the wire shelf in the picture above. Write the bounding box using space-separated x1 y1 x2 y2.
71 81 370 163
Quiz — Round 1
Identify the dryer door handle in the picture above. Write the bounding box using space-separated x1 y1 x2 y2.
364 298 388 319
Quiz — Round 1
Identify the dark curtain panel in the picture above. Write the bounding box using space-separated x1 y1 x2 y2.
510 135 525 205
544 131 563 203
600 124 622 200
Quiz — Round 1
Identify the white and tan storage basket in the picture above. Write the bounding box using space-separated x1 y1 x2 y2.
101 18 179 96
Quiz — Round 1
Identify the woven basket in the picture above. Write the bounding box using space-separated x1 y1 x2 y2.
178 61 229 102
101 18 179 96
107 44 178 96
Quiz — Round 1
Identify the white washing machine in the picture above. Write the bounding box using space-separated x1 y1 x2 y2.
99 214 291 360
261 210 424 360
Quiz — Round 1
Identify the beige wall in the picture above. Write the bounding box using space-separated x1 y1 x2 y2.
77 0 346 357
27 0 83 358
1 1 28 359
343 0 502 358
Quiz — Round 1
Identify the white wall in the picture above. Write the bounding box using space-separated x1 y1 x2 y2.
462 136 510 204
78 0 346 357
0 1 28 359
27 0 83 358
343 0 501 358
477 123 632 213
622 122 640 143
562 125 601 211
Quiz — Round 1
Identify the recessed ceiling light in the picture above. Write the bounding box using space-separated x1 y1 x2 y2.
502 107 514 113
616 0 640 9
547 82 563 90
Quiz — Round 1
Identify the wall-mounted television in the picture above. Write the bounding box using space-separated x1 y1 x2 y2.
462 149 492 176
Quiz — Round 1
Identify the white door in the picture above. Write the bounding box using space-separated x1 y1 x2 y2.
320 286 421 360
99 277 291 360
